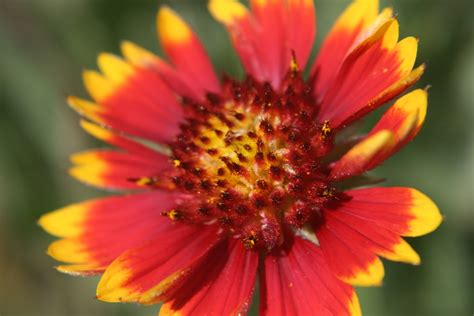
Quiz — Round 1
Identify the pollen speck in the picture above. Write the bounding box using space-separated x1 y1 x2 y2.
320 120 332 139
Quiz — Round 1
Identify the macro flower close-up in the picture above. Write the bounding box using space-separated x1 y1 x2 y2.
33 0 448 314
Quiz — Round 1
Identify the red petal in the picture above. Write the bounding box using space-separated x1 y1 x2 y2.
330 89 428 179
315 187 442 286
39 192 180 275
80 120 168 162
312 0 381 100
69 150 170 190
315 214 385 286
260 236 361 316
96 223 220 304
209 0 316 89
329 129 395 180
364 89 427 165
342 187 442 238
79 53 183 143
157 7 220 97
160 239 258 315
315 13 421 129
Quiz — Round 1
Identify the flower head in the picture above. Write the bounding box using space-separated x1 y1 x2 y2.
40 0 442 314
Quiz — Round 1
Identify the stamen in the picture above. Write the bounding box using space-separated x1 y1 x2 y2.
161 209 181 220
320 120 332 139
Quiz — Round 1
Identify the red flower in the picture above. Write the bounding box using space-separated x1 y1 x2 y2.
40 0 442 315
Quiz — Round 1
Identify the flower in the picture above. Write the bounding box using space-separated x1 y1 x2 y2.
39 0 442 315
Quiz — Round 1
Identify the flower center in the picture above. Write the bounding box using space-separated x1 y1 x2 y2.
162 71 339 251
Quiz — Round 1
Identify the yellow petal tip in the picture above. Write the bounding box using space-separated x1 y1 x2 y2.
405 189 443 237
208 0 248 25
341 257 385 287
157 6 192 45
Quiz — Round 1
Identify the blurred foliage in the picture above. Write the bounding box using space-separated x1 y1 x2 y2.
0 0 473 315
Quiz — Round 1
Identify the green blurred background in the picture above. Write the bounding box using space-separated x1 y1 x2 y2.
0 0 472 315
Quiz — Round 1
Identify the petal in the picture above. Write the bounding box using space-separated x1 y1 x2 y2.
121 40 200 101
79 52 183 143
329 130 395 180
286 0 317 71
312 0 380 99
69 150 169 190
341 64 425 126
365 89 427 162
317 18 422 128
209 0 316 89
324 206 419 266
343 187 442 238
330 89 428 180
39 192 180 275
80 120 169 162
260 236 361 316
159 239 258 315
96 224 220 304
315 187 442 286
315 216 385 287
157 7 220 96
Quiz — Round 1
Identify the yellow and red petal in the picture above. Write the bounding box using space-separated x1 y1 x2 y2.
260 236 361 315
157 7 220 97
315 187 441 285
340 187 442 238
312 0 381 99
159 239 258 315
96 224 220 304
366 89 427 160
342 64 425 127
80 51 183 143
315 216 385 287
39 192 180 274
209 0 316 88
330 89 428 179
69 150 168 190
316 16 421 129
330 129 395 180
80 120 169 162
121 40 201 103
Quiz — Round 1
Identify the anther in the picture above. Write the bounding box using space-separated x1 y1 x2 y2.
198 206 211 215
161 209 181 221
199 136 210 145
207 148 218 155
256 179 268 190
260 119 274 134
237 152 247 163
217 168 225 176
235 204 248 214
183 181 195 191
320 120 332 139
253 195 267 209
242 233 258 250
129 177 156 186
200 180 213 190
318 185 336 198
219 216 232 225
290 50 299 73
234 112 245 121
